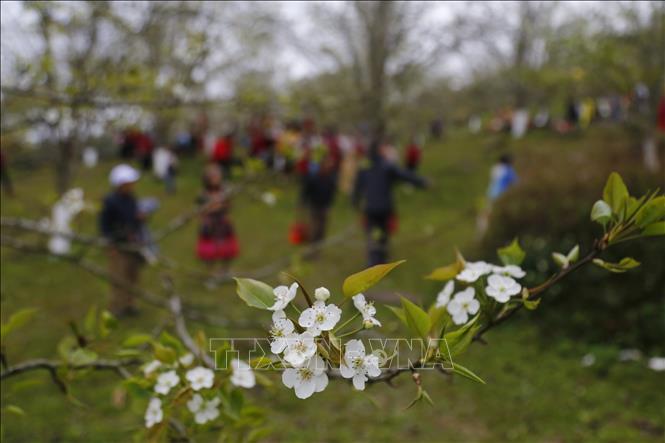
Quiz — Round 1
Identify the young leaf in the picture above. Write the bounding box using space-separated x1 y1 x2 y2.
635 196 665 227
428 305 449 336
452 362 486 384
442 315 480 357
497 238 525 266
153 343 177 364
566 245 580 263
592 257 640 273
235 278 275 310
551 252 569 269
590 200 612 225
99 310 117 338
523 298 540 310
603 172 629 216
343 260 405 297
642 221 665 237
425 259 463 281
3 405 26 417
400 297 431 340
67 348 98 366
122 334 154 348
1 308 38 341
387 305 407 326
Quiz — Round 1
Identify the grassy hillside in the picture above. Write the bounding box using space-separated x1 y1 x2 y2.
1 127 663 442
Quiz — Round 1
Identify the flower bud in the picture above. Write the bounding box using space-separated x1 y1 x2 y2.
314 287 330 301
363 319 375 329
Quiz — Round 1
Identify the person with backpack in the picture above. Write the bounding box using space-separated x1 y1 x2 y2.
353 140 428 266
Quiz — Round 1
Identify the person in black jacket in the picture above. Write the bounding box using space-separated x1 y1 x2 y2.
302 154 338 247
99 164 144 316
353 141 428 266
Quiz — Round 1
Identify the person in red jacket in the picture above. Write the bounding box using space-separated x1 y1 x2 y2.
212 132 234 176
404 138 422 171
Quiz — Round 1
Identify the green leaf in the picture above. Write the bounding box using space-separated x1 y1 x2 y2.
497 238 525 266
425 260 463 281
99 310 117 338
635 196 665 227
590 200 612 225
642 221 665 237
4 405 26 416
400 297 431 340
566 245 580 263
83 305 98 337
153 343 177 364
343 260 405 297
523 298 540 310
603 172 629 216
387 306 407 326
1 308 38 341
442 315 480 357
428 305 449 336
592 257 640 273
235 278 275 310
159 331 184 353
551 252 569 268
452 362 486 384
67 348 98 366
122 334 153 348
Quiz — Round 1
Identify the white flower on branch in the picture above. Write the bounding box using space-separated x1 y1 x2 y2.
435 281 455 308
179 353 194 367
144 397 163 428
352 293 381 328
447 287 480 325
154 370 180 395
314 287 331 301
187 394 221 424
283 332 317 367
230 359 255 389
492 265 526 279
299 301 342 336
268 283 299 311
143 360 162 377
270 310 295 354
339 339 381 390
485 274 521 303
456 261 494 283
282 354 329 399
186 366 215 391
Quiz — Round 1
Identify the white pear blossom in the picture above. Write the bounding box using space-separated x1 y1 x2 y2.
179 353 194 367
299 301 342 336
435 281 455 308
268 283 299 311
314 287 331 301
270 310 295 354
154 370 180 395
230 359 256 388
339 339 381 390
457 261 494 283
187 394 221 424
144 397 163 428
485 274 521 303
492 265 526 279
282 354 329 399
143 360 162 376
283 332 317 367
447 287 480 325
352 293 382 328
186 366 215 391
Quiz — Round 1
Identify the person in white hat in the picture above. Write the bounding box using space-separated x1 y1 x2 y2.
99 164 143 316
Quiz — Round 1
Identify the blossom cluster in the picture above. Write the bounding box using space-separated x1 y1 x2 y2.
436 261 525 325
142 351 255 429
267 283 382 399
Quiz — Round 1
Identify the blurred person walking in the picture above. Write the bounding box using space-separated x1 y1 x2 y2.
302 154 338 250
353 141 428 266
196 164 239 287
153 145 178 194
99 164 144 317
477 154 518 235
404 137 422 171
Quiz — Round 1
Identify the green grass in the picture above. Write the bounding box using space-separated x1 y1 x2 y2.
1 127 664 442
